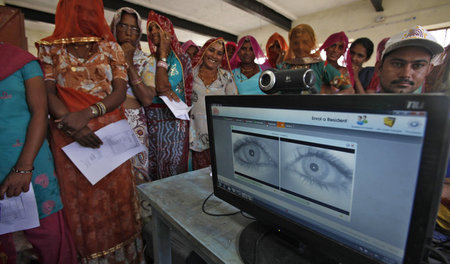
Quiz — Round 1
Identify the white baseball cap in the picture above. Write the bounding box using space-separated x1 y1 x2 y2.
382 25 444 60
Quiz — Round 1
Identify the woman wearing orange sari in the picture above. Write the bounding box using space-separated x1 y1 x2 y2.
265 32 288 68
36 0 143 262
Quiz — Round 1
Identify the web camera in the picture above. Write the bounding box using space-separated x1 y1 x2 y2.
259 68 316 94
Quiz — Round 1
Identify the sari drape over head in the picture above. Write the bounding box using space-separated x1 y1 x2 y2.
146 10 193 106
319 31 354 86
36 0 142 261
110 7 143 48
266 32 288 68
229 35 271 71
36 0 114 45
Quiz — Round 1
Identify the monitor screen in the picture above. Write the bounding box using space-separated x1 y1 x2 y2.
206 94 449 264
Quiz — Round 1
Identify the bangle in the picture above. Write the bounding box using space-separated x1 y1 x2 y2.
89 105 99 118
131 78 143 86
95 102 107 116
11 167 34 174
157 60 168 70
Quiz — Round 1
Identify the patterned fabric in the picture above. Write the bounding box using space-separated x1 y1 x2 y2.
190 66 237 152
126 50 156 99
151 50 185 104
39 41 128 98
232 66 265 95
0 60 62 219
146 11 193 106
38 40 143 262
145 105 189 180
125 108 150 184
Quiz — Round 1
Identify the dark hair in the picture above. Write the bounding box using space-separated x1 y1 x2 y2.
351 38 374 60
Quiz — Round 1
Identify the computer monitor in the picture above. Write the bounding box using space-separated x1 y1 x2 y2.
206 94 449 264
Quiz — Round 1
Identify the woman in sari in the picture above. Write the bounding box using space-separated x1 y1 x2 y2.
0 42 77 264
230 35 271 94
319 31 355 94
265 32 288 68
181 40 199 60
279 24 352 94
110 7 155 185
36 0 143 262
146 11 193 180
190 38 237 169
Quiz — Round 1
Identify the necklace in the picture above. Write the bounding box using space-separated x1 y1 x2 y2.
70 43 94 72
198 67 218 93
239 64 258 81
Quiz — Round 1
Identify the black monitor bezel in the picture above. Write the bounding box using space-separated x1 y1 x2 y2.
206 94 449 264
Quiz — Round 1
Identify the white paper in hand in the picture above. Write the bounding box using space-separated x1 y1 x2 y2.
62 120 146 185
160 96 192 120
0 184 40 235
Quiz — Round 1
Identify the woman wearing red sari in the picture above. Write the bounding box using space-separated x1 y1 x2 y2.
265 32 288 68
145 11 193 180
36 0 143 262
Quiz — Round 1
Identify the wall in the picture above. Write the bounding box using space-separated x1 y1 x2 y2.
240 0 450 66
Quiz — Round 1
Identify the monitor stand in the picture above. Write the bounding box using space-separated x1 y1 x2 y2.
238 221 337 264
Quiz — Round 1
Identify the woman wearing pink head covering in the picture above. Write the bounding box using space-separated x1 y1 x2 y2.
366 37 390 93
319 31 354 94
230 35 271 94
181 40 199 60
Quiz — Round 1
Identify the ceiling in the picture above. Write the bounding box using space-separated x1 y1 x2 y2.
5 0 377 47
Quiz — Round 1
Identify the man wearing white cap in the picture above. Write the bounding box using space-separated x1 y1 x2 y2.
376 25 444 94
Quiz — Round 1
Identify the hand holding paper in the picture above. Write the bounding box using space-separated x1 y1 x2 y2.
160 96 192 120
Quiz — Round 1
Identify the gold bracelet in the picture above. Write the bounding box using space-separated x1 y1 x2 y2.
95 102 107 116
131 78 143 86
11 167 34 174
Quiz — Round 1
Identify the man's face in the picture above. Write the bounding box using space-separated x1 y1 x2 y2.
377 46 433 93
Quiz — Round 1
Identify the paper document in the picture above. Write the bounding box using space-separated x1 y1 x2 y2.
0 184 40 235
62 119 146 185
160 96 191 120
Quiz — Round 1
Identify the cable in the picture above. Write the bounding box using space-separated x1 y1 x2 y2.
240 210 256 220
425 244 450 264
201 192 240 217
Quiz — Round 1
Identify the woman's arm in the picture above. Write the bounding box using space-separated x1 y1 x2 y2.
154 29 180 102
121 42 156 106
0 76 47 198
61 78 127 148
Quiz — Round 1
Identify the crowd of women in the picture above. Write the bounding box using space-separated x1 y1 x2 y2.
1 0 449 263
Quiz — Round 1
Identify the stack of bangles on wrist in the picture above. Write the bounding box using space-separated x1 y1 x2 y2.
89 102 106 118
157 60 168 70
131 78 142 86
11 166 34 174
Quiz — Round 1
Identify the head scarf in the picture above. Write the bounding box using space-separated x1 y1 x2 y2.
181 40 199 54
0 42 38 80
225 42 237 53
285 24 320 61
229 35 271 71
266 32 288 68
37 0 114 45
110 7 143 48
146 10 193 105
367 37 390 93
191 37 231 72
319 31 354 86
